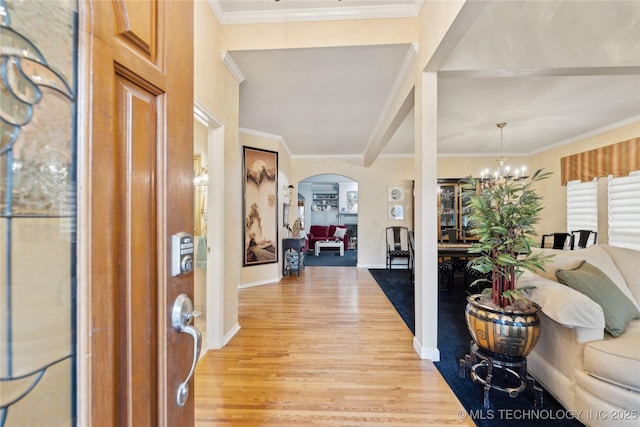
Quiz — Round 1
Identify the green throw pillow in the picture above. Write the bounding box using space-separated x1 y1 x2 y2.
556 260 640 337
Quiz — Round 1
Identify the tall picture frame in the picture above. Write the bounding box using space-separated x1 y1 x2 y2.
243 146 279 266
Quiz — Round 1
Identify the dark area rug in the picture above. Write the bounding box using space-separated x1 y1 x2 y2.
368 268 584 427
304 249 357 266
368 268 414 333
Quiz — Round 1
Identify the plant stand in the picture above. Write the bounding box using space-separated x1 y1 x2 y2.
459 341 543 409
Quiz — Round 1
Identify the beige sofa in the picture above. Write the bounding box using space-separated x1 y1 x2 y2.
517 244 640 427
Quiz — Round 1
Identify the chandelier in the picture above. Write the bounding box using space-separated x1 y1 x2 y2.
480 122 527 184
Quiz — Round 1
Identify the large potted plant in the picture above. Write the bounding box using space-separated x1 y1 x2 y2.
461 168 552 357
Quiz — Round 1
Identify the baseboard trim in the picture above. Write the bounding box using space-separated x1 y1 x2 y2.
223 322 241 346
239 278 278 289
413 337 440 361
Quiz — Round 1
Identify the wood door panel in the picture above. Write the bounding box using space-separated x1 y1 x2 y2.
115 75 160 426
81 0 194 426
113 0 158 61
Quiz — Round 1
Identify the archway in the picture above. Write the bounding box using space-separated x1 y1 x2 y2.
298 174 358 266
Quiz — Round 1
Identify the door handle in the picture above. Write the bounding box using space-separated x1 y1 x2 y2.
171 293 202 406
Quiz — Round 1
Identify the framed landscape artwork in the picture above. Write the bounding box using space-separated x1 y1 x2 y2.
243 146 278 266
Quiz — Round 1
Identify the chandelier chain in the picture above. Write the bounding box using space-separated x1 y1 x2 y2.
497 122 507 165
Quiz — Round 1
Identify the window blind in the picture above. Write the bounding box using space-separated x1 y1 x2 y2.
567 179 598 246
608 171 640 250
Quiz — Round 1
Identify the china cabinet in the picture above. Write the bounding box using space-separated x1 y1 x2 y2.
437 179 475 241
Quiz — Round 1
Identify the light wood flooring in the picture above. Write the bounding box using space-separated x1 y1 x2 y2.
194 266 473 426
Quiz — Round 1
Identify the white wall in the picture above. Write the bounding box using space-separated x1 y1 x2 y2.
194 1 242 340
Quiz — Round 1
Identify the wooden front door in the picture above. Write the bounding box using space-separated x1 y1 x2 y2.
79 1 195 426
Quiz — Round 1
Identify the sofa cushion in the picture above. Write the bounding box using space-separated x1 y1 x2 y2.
583 320 640 392
530 249 583 282
556 261 640 337
309 225 329 238
519 271 605 338
600 244 640 304
575 370 640 414
531 245 639 311
532 245 640 309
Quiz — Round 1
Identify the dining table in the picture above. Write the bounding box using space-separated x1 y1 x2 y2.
437 243 475 259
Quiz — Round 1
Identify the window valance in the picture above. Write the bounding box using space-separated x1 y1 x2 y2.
560 138 639 185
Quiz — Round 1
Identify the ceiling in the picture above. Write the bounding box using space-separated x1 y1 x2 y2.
215 0 640 159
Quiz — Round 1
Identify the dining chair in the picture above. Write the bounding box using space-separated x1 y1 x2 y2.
438 261 454 294
541 232 574 250
440 228 467 244
570 229 597 249
466 265 492 293
440 228 468 284
386 226 411 270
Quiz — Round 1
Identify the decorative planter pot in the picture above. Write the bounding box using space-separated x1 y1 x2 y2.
465 294 541 358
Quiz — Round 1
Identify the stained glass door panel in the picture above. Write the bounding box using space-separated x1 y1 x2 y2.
0 0 78 425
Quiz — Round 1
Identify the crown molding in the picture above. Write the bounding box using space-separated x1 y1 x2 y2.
221 52 246 84
194 99 224 127
527 115 640 155
239 127 293 157
206 0 224 23
239 127 282 141
211 1 422 25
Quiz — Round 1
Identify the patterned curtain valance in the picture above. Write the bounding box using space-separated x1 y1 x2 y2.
560 138 640 185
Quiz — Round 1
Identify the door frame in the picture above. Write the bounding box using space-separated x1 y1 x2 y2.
194 100 226 350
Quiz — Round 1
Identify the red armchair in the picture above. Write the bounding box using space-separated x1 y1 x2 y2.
308 225 349 252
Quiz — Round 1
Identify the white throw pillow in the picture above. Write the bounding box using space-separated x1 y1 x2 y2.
333 227 347 239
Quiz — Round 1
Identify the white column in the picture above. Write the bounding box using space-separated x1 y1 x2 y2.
413 72 440 360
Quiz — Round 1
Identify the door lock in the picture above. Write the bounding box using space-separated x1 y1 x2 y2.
171 293 202 406
172 232 194 276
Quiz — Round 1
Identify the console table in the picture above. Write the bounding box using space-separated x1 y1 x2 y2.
282 237 305 276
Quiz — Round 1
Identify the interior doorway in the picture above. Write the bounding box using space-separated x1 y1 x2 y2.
193 102 225 353
298 174 358 266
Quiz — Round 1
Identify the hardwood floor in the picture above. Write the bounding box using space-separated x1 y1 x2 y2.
194 267 473 426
